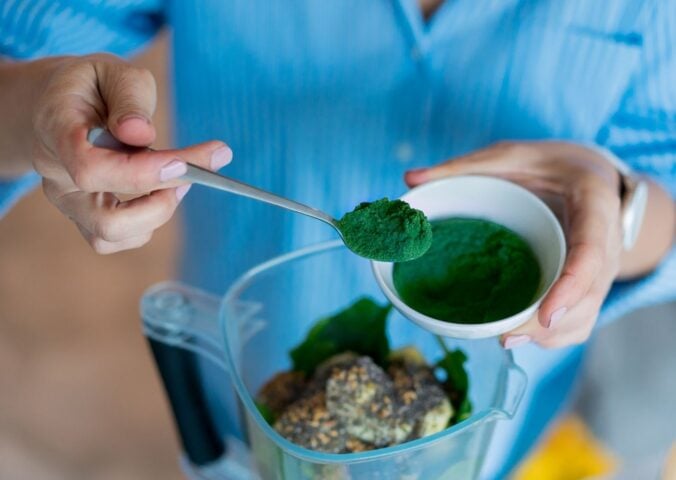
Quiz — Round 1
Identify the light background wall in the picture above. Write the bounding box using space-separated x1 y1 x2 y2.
0 34 184 479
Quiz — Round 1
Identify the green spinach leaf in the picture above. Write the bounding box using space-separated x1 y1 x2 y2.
290 297 391 375
255 400 276 425
435 338 472 424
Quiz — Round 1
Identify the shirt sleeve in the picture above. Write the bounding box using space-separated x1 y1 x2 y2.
596 2 676 325
0 0 164 60
0 172 40 218
0 0 164 218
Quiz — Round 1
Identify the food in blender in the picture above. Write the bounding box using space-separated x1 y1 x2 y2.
393 217 541 323
255 298 471 453
337 198 432 262
256 371 307 415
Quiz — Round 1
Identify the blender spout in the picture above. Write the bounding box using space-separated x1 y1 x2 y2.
141 281 227 371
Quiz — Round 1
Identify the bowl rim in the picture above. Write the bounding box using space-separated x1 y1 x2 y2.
371 175 567 338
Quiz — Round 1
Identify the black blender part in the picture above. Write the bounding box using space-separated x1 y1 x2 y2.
141 283 225 467
148 338 224 465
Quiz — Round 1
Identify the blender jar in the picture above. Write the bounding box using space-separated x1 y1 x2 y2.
142 241 526 479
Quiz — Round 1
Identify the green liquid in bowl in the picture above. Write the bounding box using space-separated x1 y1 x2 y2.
393 218 541 324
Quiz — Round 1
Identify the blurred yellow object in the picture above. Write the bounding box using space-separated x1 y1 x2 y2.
512 416 616 480
663 443 676 480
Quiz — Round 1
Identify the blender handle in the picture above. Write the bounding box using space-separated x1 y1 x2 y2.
148 338 225 466
500 362 528 419
141 282 227 466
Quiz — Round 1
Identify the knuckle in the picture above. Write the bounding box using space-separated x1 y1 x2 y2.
493 141 533 159
70 162 96 192
537 332 563 349
52 59 99 88
32 153 52 176
32 100 67 139
573 319 595 344
88 52 121 64
116 67 156 100
579 241 604 261
573 242 605 274
573 329 593 344
68 59 95 75
134 67 156 88
125 164 150 193
41 178 61 203
538 335 574 349
557 272 581 297
577 173 599 190
134 232 154 249
160 193 179 218
157 207 175 228
32 106 50 134
91 215 123 242
89 236 114 255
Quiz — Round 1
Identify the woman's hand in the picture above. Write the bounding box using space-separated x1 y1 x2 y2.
405 141 625 349
29 54 232 253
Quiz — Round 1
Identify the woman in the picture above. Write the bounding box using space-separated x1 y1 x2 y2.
1 1 674 477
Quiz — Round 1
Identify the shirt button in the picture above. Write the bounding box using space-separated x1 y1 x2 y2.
395 142 414 163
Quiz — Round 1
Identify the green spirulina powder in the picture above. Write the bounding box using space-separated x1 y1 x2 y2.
393 218 541 324
337 198 432 262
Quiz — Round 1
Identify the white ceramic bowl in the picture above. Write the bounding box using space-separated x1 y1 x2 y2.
371 175 566 339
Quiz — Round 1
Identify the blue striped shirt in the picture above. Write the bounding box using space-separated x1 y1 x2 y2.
2 1 675 477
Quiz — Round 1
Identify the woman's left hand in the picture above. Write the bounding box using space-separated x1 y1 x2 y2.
405 141 623 349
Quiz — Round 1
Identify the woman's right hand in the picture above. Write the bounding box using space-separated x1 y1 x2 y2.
31 54 232 253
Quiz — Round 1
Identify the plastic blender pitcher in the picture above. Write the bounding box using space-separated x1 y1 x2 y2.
141 241 527 479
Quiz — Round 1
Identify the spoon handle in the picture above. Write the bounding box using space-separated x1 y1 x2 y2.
87 128 337 227
182 162 336 225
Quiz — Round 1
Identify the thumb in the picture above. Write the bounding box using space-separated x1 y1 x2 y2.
97 62 157 147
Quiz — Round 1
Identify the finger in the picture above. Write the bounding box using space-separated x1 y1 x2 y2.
500 312 537 349
502 294 602 349
33 144 71 182
77 223 154 255
501 312 577 348
95 61 158 146
54 185 191 243
536 259 617 336
60 125 231 194
35 79 231 194
404 142 541 187
538 179 619 328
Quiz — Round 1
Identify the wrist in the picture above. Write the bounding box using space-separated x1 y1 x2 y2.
583 145 651 251
618 180 675 279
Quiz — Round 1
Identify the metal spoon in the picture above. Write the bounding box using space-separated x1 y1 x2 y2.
87 127 344 238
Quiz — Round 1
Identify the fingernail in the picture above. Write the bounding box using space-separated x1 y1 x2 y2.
160 160 187 181
176 184 191 202
548 307 568 329
118 114 150 125
210 146 233 170
503 335 531 349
